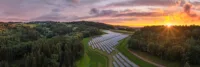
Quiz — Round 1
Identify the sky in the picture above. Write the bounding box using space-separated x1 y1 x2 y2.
0 0 200 27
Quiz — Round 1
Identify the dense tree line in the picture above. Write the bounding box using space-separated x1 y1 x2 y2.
128 26 200 66
68 21 136 31
114 25 136 31
67 21 114 29
0 21 103 67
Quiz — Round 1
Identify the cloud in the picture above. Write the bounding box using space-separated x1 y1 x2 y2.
104 0 177 8
0 0 53 20
184 3 192 15
88 8 166 18
182 1 199 17
71 0 80 3
32 14 67 21
175 0 187 6
1 0 199 24
78 8 167 23
31 8 68 21
0 0 110 22
96 18 138 23
0 17 27 22
52 8 61 13
89 8 118 17
90 8 100 15
78 15 138 23
192 2 200 6
163 1 200 23
113 12 165 17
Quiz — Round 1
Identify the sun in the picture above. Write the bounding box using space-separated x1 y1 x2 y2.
166 23 172 28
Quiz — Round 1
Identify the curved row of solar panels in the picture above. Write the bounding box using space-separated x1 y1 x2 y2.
88 30 128 54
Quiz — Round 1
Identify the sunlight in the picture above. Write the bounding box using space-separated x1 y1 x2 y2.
166 23 172 28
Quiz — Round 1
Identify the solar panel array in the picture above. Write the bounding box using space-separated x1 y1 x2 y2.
88 30 128 53
88 30 138 67
113 53 139 67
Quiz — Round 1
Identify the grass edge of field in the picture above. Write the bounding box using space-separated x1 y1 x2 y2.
76 37 109 67
76 38 90 67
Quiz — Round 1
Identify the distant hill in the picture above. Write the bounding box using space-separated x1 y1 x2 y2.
2 21 137 31
67 21 115 29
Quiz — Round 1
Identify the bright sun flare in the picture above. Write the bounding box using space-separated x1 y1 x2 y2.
166 23 172 28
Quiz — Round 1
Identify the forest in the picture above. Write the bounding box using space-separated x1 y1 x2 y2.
0 21 108 67
128 26 200 66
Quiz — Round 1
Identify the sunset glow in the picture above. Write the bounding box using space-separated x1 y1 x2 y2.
166 23 173 28
0 0 200 27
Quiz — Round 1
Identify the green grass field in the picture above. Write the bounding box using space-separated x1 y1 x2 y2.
76 38 108 67
116 37 156 67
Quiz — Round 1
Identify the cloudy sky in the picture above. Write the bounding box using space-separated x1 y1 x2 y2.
0 0 200 27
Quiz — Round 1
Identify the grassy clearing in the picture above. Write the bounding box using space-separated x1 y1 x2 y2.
87 49 108 67
76 54 90 67
116 37 156 67
76 38 108 67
